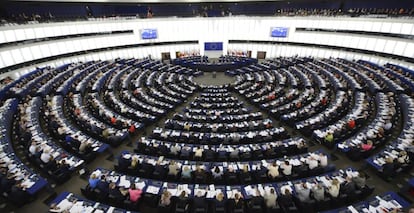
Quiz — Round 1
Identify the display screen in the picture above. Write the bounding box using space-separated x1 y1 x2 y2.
204 42 223 51
141 29 157 39
271 27 289 38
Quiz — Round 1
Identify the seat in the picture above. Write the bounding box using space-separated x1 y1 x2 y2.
157 204 172 213
361 185 375 198
298 200 316 213
123 199 140 211
248 203 263 213
214 206 226 213
286 205 299 213
194 206 208 213
266 205 282 213
175 202 190 213
316 197 331 211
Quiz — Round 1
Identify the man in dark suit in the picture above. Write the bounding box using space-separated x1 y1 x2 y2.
56 159 71 177
108 182 124 203
8 182 29 205
340 176 356 196
153 162 167 179
204 147 215 161
0 172 16 193
139 159 154 177
180 146 191 159
192 190 207 211
96 175 109 195
278 189 294 209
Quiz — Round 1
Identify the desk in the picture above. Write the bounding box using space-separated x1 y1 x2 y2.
50 191 137 213
0 98 48 195
27 177 48 195
321 191 410 213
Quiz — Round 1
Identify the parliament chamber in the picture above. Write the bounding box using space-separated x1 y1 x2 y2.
0 0 414 213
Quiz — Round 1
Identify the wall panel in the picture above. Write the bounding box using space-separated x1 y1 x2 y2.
0 16 413 73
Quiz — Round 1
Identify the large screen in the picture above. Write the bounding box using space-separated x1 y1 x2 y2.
204 42 223 51
271 27 289 38
141 29 157 39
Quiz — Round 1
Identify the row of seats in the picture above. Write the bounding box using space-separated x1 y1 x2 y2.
0 58 202 206
82 167 374 213
115 150 334 185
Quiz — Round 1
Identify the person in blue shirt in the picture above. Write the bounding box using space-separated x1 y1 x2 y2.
181 166 192 180
88 173 99 189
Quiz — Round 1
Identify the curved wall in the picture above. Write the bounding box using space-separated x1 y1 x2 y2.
0 16 413 77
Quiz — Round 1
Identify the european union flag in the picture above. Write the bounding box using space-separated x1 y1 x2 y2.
141 29 157 39
271 27 288 38
204 42 223 51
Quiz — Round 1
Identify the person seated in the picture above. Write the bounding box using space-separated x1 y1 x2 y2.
193 190 207 210
176 190 190 211
352 172 366 189
318 153 328 167
180 146 191 159
377 127 385 139
381 157 396 179
170 144 181 156
214 192 226 210
397 150 410 167
88 173 100 189
40 148 52 164
264 188 278 209
56 159 71 176
204 147 215 161
79 140 93 154
307 156 319 170
108 182 124 202
340 176 356 196
347 118 356 130
361 140 373 151
157 144 168 156
130 156 139 170
168 161 180 177
211 166 224 180
225 166 238 183
28 141 38 156
328 179 340 198
295 182 311 203
194 147 204 160
153 162 167 178
128 183 143 203
324 132 334 144
229 149 239 160
181 166 192 181
0 172 17 193
46 157 59 172
228 192 244 213
119 186 129 198
250 188 264 208
183 122 191 131
96 175 109 195
159 189 172 207
9 182 29 205
128 124 136 135
280 160 292 176
193 165 207 182
107 134 122 145
102 128 110 139
311 183 325 201
217 148 228 160
239 164 252 184
267 162 279 179
278 189 294 208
